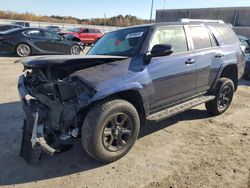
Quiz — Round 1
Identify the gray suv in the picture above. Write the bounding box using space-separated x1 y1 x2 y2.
18 19 245 164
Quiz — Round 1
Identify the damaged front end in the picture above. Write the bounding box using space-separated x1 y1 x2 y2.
18 66 95 164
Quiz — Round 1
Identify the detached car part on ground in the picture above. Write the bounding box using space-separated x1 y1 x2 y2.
17 20 245 164
0 28 85 57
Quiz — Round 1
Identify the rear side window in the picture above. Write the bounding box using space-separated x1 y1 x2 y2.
23 30 44 37
189 26 212 50
81 29 89 33
213 24 238 45
150 26 188 54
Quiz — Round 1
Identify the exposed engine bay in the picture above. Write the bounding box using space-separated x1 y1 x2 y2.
17 55 128 163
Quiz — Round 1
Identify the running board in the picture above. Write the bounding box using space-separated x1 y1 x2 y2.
147 95 215 122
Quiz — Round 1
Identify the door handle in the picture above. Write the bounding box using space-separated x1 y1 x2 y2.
185 58 195 65
215 53 224 58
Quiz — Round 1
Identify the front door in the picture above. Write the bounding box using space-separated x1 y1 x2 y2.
42 30 69 54
147 26 197 112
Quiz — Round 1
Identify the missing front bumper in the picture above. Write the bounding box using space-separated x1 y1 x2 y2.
31 112 57 156
20 111 57 164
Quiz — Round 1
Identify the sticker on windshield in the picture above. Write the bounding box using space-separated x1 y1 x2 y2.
125 32 144 39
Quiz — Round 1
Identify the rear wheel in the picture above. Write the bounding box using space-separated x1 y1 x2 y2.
70 45 81 55
206 78 234 115
81 99 140 163
16 43 31 57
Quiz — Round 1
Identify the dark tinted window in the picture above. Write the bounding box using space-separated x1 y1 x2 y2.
23 30 44 37
189 26 212 50
213 24 238 45
150 26 188 53
81 29 89 33
44 31 60 40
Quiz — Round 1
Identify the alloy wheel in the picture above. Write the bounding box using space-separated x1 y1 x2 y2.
102 112 132 152
16 44 31 57
218 85 233 111
70 45 80 55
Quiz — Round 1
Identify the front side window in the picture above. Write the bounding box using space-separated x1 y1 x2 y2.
88 26 149 57
44 31 60 40
149 26 188 54
189 26 212 50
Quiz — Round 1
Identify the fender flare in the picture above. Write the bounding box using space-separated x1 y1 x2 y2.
91 82 150 115
210 63 238 91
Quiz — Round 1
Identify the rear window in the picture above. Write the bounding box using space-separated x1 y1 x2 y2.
189 26 212 50
211 24 238 45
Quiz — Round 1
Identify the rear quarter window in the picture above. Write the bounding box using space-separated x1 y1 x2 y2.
210 24 239 45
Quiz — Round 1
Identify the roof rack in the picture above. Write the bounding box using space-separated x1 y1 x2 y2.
179 18 224 24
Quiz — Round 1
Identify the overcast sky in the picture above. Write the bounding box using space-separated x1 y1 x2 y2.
1 0 250 19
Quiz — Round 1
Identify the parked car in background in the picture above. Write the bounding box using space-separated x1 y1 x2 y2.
45 26 62 33
59 27 104 45
12 21 30 27
0 24 22 32
0 27 84 57
18 20 245 164
238 35 250 79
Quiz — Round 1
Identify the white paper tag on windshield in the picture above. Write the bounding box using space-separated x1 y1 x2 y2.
125 32 144 39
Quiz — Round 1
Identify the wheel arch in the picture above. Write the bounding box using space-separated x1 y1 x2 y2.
84 87 149 127
211 64 238 92
14 42 32 56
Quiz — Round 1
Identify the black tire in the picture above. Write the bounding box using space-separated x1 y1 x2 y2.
205 78 234 115
81 99 140 163
15 43 32 57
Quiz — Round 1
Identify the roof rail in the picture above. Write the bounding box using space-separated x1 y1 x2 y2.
179 18 224 24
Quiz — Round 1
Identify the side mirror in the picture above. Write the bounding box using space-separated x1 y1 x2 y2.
151 44 174 57
144 44 174 64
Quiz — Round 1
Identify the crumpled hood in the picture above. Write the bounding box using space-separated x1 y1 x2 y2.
71 57 142 91
15 55 129 68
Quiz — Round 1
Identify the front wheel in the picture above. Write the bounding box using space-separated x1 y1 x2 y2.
205 78 234 115
81 99 140 163
70 45 81 55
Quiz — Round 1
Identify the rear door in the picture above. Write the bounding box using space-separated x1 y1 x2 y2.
23 30 48 52
187 25 225 93
147 25 197 111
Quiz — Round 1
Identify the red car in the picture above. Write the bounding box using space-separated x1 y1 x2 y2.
60 27 104 45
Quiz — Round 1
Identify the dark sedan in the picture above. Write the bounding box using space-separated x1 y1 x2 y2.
0 28 85 57
0 24 22 32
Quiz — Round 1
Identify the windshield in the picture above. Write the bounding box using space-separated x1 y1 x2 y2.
67 27 81 32
88 26 149 57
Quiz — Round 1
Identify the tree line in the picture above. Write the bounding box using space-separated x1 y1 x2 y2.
0 11 151 27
